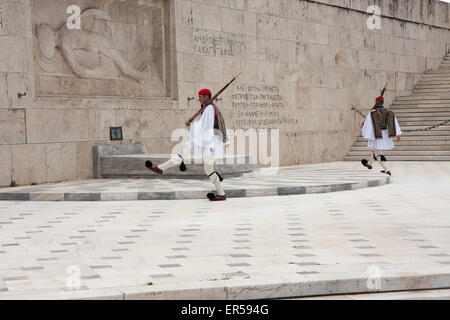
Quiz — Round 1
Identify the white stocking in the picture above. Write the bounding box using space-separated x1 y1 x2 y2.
204 157 225 196
158 154 183 171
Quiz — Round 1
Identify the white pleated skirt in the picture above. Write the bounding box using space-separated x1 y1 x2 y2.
367 129 395 150
186 135 226 159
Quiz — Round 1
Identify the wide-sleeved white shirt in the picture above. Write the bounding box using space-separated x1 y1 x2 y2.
187 104 230 159
361 110 402 150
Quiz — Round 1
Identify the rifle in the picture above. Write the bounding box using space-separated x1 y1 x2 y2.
372 73 394 110
186 73 240 125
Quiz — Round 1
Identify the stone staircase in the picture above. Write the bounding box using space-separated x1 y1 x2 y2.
345 49 450 161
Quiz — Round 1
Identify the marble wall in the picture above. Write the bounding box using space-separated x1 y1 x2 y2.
0 0 449 186
172 0 450 168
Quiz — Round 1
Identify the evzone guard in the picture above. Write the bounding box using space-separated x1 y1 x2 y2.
360 96 402 176
145 81 236 201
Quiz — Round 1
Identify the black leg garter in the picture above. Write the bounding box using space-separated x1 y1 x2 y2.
208 171 224 182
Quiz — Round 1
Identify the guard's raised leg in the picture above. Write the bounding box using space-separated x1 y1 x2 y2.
145 154 184 175
361 150 376 170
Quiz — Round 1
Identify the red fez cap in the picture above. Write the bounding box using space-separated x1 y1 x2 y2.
198 88 211 96
376 96 384 102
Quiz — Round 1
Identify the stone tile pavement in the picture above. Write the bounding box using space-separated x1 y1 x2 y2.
0 161 449 299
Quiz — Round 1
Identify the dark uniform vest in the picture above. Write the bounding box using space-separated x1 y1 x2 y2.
371 107 397 138
375 108 389 130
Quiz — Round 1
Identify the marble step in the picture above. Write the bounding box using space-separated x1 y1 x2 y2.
414 86 450 90
421 72 450 76
423 71 450 75
409 96 450 100
395 114 450 120
413 89 450 94
100 154 255 179
391 103 450 109
394 115 450 120
420 71 450 76
392 104 450 108
392 108 450 113
352 140 450 146
397 120 450 126
397 130 450 136
392 108 450 114
422 77 450 82
415 84 450 89
390 107 450 113
392 105 450 110
398 120 450 126
344 155 450 161
399 125 450 130
417 80 450 85
392 107 450 112
420 77 450 82
349 146 450 151
396 92 450 97
396 117 450 125
396 115 450 120
356 135 450 142
413 88 450 93
420 79 450 84
394 97 450 103
416 78 450 88
347 150 450 156
391 104 450 109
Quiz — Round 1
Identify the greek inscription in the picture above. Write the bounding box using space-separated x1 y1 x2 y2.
232 84 298 128
193 30 245 57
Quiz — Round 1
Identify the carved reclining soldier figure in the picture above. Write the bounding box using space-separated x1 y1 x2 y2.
37 8 148 83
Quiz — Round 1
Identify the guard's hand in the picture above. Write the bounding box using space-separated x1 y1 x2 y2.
396 136 401 142
185 120 191 127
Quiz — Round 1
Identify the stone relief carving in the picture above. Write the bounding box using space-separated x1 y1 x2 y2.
37 8 148 83
32 0 167 98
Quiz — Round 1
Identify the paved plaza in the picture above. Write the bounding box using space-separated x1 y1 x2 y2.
0 161 449 299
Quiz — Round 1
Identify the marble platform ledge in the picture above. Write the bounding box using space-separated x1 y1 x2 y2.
1 271 450 300
0 164 390 201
